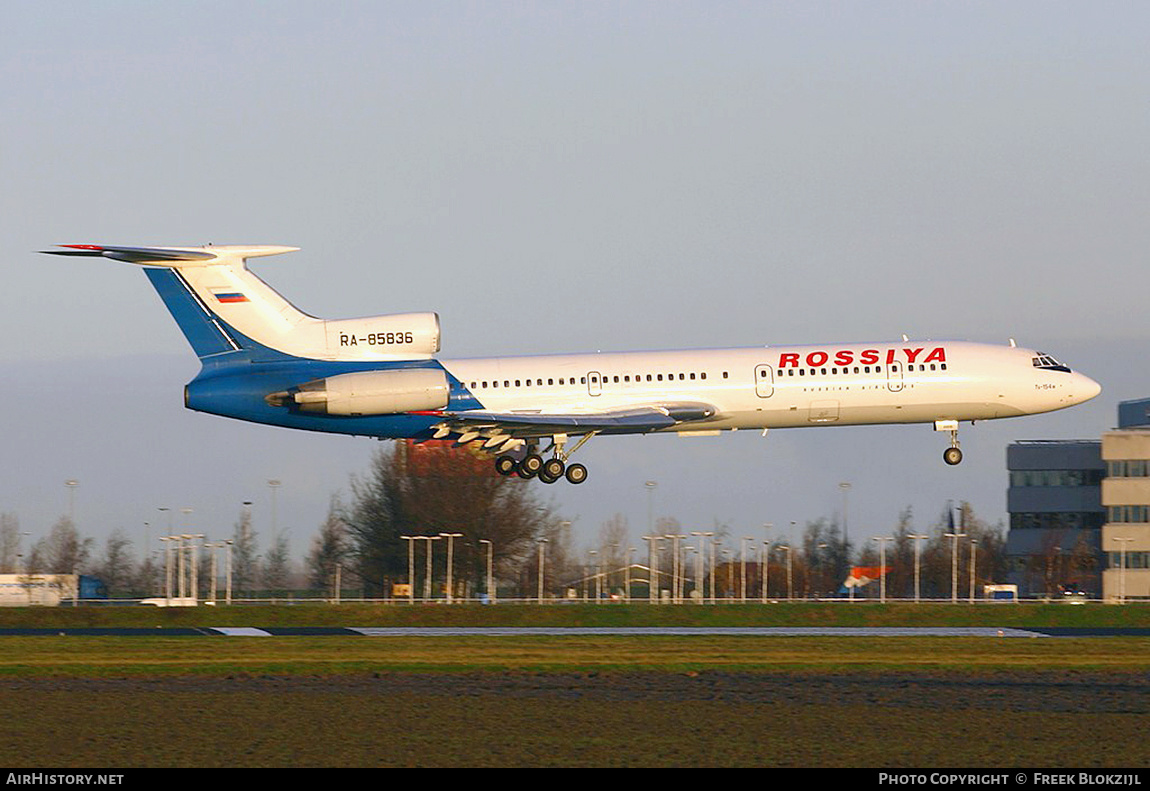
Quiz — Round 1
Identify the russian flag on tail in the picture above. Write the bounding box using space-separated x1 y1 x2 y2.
213 292 250 303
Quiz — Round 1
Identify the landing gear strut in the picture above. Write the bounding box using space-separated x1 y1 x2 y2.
492 433 595 484
935 420 963 465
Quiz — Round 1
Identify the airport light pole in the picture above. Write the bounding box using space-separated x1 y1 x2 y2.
776 545 793 600
690 532 712 604
537 538 548 604
189 534 204 603
626 546 635 602
205 541 222 604
224 539 233 605
761 523 773 603
645 480 657 536
418 536 440 602
400 536 416 604
1113 536 1134 603
909 534 929 602
711 538 721 603
816 542 829 598
440 533 462 604
642 536 661 603
740 537 752 603
267 479 281 540
64 480 79 524
839 482 851 561
159 536 173 603
872 537 893 603
944 530 966 603
968 539 978 603
479 539 494 604
762 540 771 601
666 534 687 603
175 534 187 600
692 544 703 604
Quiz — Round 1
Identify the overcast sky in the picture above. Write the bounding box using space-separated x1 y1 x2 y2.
2 2 1147 569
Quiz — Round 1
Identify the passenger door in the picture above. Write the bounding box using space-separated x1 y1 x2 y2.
754 364 774 398
587 371 602 397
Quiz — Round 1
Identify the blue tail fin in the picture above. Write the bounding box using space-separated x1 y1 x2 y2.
143 267 242 359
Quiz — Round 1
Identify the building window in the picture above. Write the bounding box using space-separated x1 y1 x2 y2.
1010 512 1105 531
1108 460 1150 478
1107 505 1150 523
1108 551 1150 569
1010 469 1104 487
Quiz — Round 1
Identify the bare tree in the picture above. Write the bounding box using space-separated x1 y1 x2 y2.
344 441 553 598
0 513 21 573
38 516 93 574
262 533 291 597
231 506 259 596
800 517 846 597
308 494 351 596
93 528 135 597
598 514 629 591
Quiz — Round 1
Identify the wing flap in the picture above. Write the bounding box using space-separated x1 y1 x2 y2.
433 401 718 437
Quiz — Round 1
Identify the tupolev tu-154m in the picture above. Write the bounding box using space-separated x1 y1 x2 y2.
44 244 1101 485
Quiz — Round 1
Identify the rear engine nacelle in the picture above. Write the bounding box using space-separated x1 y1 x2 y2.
272 369 450 416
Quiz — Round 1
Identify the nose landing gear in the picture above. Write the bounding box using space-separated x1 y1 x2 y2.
935 420 963 465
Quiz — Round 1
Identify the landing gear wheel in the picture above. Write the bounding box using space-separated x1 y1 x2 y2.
518 454 543 478
943 447 963 466
495 455 518 476
538 469 560 484
542 458 566 480
564 463 588 485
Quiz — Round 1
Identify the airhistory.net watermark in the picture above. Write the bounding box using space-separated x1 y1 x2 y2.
5 775 124 785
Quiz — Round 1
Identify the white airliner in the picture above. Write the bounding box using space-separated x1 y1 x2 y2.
45 244 1101 484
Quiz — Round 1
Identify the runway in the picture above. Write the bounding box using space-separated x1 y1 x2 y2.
1 626 1148 637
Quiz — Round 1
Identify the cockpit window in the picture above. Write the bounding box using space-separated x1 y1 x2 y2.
1032 353 1071 373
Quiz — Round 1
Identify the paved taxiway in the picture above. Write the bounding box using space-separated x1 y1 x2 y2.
1 626 1148 637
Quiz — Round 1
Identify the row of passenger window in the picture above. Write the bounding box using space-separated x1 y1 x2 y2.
781 363 948 377
468 371 725 390
466 361 953 390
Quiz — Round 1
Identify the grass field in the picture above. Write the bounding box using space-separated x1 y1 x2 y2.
1 604 1146 768
0 635 1148 676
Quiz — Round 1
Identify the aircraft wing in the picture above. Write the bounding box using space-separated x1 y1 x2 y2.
429 401 719 443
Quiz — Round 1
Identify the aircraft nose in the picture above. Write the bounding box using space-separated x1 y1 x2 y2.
1074 372 1102 403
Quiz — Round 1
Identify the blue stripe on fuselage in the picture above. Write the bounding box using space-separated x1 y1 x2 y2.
186 356 484 439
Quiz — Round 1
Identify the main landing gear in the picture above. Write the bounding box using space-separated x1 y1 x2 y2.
494 433 593 485
935 420 963 466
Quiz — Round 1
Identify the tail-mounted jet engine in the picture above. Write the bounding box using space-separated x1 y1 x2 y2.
266 369 449 416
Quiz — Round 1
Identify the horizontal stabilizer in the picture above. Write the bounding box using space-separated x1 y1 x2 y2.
41 244 299 266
